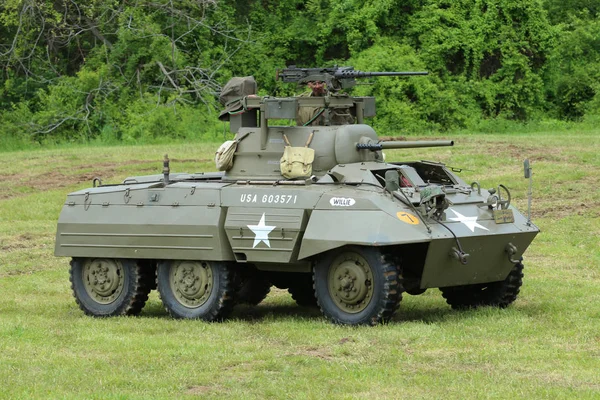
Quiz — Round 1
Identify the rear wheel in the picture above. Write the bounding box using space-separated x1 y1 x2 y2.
440 262 524 309
157 260 234 321
70 258 149 316
313 246 402 326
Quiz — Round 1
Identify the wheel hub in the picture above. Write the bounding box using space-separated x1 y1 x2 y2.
170 261 213 308
83 259 124 304
328 253 374 313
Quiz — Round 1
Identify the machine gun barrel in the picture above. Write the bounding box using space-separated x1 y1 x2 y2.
334 70 429 78
276 66 429 90
356 140 454 151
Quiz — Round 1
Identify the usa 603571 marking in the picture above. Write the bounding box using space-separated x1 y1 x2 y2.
240 193 297 204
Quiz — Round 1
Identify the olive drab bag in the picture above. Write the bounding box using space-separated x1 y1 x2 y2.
280 132 315 179
214 131 250 171
214 139 238 171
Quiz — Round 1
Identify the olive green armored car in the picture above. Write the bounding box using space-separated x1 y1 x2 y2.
55 67 539 325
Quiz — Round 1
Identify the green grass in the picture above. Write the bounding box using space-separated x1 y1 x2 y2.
1 132 599 399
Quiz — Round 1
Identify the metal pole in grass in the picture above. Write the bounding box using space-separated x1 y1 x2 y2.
524 159 533 226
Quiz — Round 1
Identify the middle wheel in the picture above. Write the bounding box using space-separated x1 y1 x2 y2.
287 274 318 307
157 260 234 321
235 275 271 305
313 246 402 326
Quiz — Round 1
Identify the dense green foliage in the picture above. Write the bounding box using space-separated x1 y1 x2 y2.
1 0 598 147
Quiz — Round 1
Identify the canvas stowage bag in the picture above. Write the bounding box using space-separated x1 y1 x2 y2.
215 140 238 171
218 76 257 121
280 132 315 179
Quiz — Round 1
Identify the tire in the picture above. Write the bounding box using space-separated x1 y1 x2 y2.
69 258 149 317
157 260 234 321
288 275 318 307
440 262 524 309
313 246 402 326
139 259 157 291
236 275 271 305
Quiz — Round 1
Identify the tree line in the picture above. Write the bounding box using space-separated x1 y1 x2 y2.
1 0 598 146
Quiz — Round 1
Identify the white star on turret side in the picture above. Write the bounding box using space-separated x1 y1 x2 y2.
247 213 276 248
448 209 489 232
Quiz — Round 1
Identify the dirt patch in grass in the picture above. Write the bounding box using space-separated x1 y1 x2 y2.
223 359 267 372
1 159 213 200
338 337 355 345
473 141 570 163
488 143 540 160
1 171 113 200
532 201 600 219
0 268 43 277
185 385 219 395
520 369 600 391
1 233 45 252
531 174 600 218
1 161 148 200
510 145 567 163
290 346 334 361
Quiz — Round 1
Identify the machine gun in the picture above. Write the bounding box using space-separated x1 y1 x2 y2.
276 65 428 92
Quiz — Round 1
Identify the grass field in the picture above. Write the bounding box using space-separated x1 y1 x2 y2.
1 132 599 399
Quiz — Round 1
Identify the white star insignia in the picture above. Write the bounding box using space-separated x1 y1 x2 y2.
448 209 489 232
247 213 276 248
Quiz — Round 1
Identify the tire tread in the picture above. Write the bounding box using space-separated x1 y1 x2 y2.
441 262 524 310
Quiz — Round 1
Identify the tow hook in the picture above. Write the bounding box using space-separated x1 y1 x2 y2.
450 247 470 265
505 243 521 264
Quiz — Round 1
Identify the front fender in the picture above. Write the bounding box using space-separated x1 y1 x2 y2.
298 209 432 259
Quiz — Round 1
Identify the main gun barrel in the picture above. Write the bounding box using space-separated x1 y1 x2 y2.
356 140 454 151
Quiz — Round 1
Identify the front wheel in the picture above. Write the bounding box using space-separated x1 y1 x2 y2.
440 262 524 309
157 260 234 321
313 246 402 326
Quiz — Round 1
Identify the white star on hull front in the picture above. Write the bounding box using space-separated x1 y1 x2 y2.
448 209 489 232
247 213 276 248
